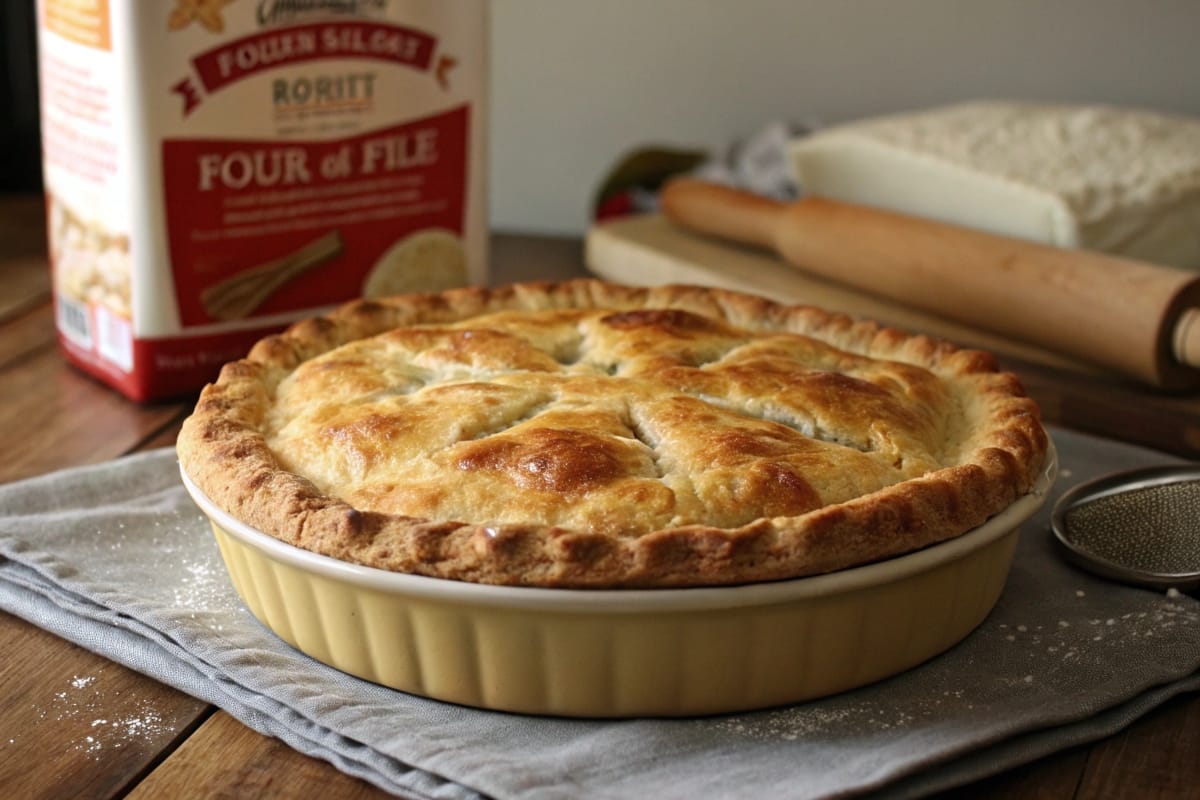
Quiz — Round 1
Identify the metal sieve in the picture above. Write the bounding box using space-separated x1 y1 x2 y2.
1051 466 1200 591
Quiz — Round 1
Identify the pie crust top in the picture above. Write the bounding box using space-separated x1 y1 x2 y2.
177 280 1048 588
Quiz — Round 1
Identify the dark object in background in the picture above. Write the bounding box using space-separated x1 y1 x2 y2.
2 1 42 192
592 147 707 222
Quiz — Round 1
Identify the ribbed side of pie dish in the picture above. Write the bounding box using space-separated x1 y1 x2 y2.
182 446 1055 716
177 280 1049 590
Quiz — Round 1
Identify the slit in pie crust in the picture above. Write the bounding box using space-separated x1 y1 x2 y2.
177 280 1048 588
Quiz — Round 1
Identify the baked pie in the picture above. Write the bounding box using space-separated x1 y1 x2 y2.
177 280 1047 588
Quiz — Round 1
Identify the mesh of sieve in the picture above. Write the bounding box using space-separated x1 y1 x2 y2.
1052 467 1200 590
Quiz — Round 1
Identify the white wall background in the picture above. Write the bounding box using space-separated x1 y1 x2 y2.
489 0 1200 235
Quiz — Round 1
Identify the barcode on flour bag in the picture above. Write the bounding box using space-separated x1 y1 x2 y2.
55 295 92 349
37 0 489 401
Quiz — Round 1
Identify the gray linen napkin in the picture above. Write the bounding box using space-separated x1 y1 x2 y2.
1 426 1198 800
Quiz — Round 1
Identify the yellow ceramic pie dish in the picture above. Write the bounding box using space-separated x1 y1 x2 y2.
180 443 1055 718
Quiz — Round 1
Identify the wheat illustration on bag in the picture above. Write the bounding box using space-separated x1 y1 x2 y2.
168 0 236 33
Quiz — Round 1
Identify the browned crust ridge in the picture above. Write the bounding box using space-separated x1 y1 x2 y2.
177 279 1048 588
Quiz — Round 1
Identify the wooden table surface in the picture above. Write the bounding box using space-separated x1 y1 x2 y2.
0 193 1196 799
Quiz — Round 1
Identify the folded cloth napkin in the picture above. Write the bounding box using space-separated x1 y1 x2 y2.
1 426 1198 800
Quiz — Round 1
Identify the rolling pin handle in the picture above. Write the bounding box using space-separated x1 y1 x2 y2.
659 179 783 251
1173 309 1200 370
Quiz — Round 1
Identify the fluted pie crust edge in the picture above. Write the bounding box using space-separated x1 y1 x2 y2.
176 280 1048 588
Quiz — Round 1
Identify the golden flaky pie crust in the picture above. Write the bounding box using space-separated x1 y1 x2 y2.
177 280 1047 589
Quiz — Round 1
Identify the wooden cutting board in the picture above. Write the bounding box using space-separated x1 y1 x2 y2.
585 213 1099 374
585 213 1200 458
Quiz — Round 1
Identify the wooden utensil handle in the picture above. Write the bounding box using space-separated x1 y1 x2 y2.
657 179 784 250
661 178 1200 388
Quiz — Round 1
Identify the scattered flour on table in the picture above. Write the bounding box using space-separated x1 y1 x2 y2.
19 669 173 760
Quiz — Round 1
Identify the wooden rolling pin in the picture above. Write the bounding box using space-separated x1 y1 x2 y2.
660 178 1200 389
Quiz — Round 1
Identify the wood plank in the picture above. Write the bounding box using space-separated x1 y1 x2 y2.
0 195 52 323
0 255 51 323
136 416 189 452
1009 359 1200 458
1076 692 1200 799
0 303 55 370
0 347 186 484
0 612 211 800
932 747 1087 799
128 712 395 800
0 195 48 251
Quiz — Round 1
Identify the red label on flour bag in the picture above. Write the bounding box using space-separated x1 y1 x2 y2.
37 0 488 401
162 107 469 326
